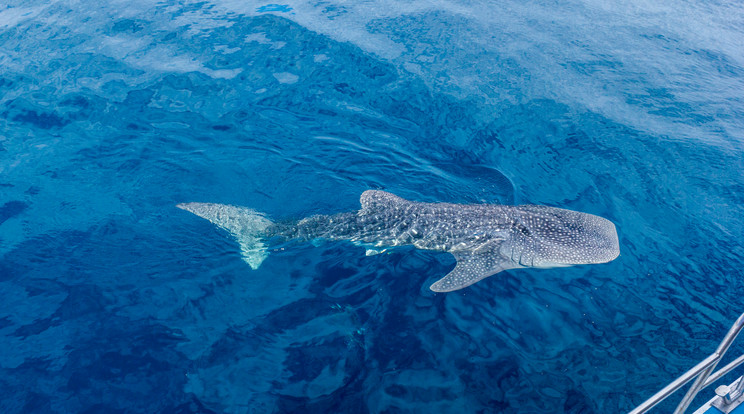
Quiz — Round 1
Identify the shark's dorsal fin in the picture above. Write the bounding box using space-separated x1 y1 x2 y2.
429 252 520 292
359 190 408 212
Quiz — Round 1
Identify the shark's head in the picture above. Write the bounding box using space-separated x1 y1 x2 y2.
504 206 620 268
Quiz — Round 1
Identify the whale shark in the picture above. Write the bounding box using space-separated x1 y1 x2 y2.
177 190 620 292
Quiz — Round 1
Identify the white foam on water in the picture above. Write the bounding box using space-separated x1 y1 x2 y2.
192 0 744 146
13 0 740 145
273 72 299 84
0 5 46 29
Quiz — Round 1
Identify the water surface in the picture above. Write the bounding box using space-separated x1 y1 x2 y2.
1 1 743 413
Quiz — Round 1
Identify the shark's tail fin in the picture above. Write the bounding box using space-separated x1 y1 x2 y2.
177 202 273 269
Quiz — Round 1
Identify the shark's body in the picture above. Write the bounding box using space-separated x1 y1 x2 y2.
177 190 619 292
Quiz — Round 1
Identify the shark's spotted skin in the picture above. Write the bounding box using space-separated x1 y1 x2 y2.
178 190 620 292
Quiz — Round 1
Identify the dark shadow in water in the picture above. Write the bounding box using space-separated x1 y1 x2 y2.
0 201 27 225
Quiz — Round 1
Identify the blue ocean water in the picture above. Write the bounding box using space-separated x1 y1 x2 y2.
1 0 744 412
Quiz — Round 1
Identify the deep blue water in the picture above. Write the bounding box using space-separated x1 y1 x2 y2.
1 1 744 413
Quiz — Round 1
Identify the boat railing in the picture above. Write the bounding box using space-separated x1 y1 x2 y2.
629 312 744 414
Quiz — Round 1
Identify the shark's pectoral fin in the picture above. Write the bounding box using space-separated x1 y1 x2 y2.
429 252 518 292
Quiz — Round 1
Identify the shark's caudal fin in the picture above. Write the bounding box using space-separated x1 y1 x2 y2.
176 202 273 269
